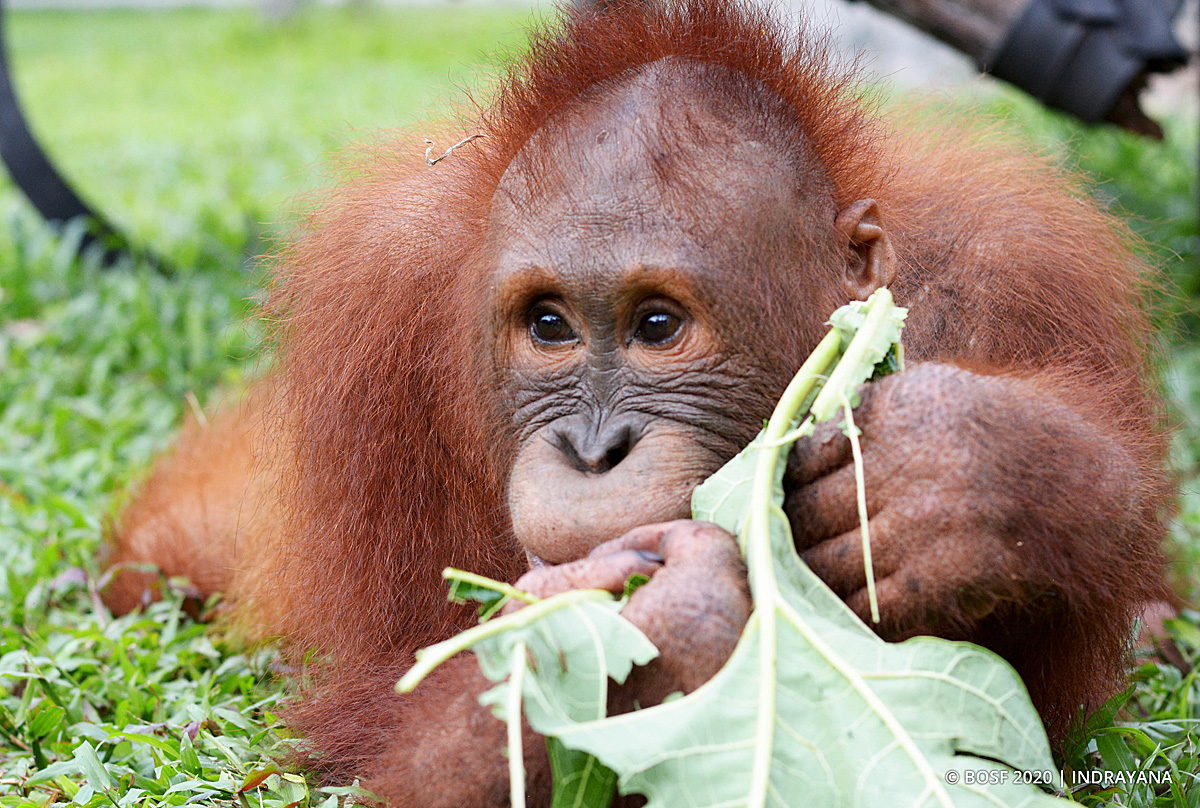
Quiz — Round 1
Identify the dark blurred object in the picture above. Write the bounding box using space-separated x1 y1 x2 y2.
985 0 1189 136
851 0 1190 138
0 0 159 269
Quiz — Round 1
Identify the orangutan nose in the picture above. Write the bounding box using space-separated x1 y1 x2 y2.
555 417 642 474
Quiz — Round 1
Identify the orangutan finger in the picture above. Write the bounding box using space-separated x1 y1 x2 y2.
844 575 915 636
844 570 958 641
590 519 740 570
585 521 681 560
843 536 1005 640
620 522 751 652
800 510 900 598
786 459 887 549
785 419 852 486
511 550 663 604
656 521 745 574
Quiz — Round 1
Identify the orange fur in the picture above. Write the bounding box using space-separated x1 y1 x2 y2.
105 0 1171 790
103 386 282 621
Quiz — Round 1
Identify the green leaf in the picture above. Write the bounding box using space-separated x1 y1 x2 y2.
315 785 381 800
26 759 81 786
239 765 283 793
448 578 508 619
467 594 656 729
179 734 201 775
26 700 66 740
815 292 908 419
74 742 114 791
398 586 656 807
1095 730 1140 778
72 784 95 806
622 573 650 600
399 588 657 709
443 568 539 621
548 737 618 808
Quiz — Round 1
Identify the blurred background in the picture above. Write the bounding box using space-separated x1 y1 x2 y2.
0 0 1193 273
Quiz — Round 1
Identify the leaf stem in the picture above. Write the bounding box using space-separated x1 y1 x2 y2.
748 328 842 593
840 393 879 623
443 568 541 605
744 328 842 808
509 641 528 808
396 589 614 694
744 290 901 807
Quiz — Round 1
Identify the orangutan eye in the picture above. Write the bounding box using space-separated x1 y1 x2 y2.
634 311 682 346
529 309 577 345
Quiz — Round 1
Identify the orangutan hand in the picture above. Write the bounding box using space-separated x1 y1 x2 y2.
785 361 1134 638
509 520 752 708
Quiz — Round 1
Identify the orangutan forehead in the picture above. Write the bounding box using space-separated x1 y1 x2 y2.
492 57 826 213
482 62 843 304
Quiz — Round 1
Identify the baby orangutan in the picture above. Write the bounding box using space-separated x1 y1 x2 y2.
103 0 1171 803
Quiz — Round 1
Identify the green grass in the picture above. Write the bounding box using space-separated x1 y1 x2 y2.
0 229 290 800
0 6 1197 805
5 6 537 267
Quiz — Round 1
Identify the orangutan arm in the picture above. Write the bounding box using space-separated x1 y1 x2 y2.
364 655 552 808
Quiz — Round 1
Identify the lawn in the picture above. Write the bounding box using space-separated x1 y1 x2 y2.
0 5 1197 806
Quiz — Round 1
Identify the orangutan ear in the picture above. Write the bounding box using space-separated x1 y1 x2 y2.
835 199 896 301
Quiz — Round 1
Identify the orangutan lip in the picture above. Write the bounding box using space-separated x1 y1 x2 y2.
527 552 546 569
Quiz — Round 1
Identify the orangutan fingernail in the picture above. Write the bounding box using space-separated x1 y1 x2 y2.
634 550 664 565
